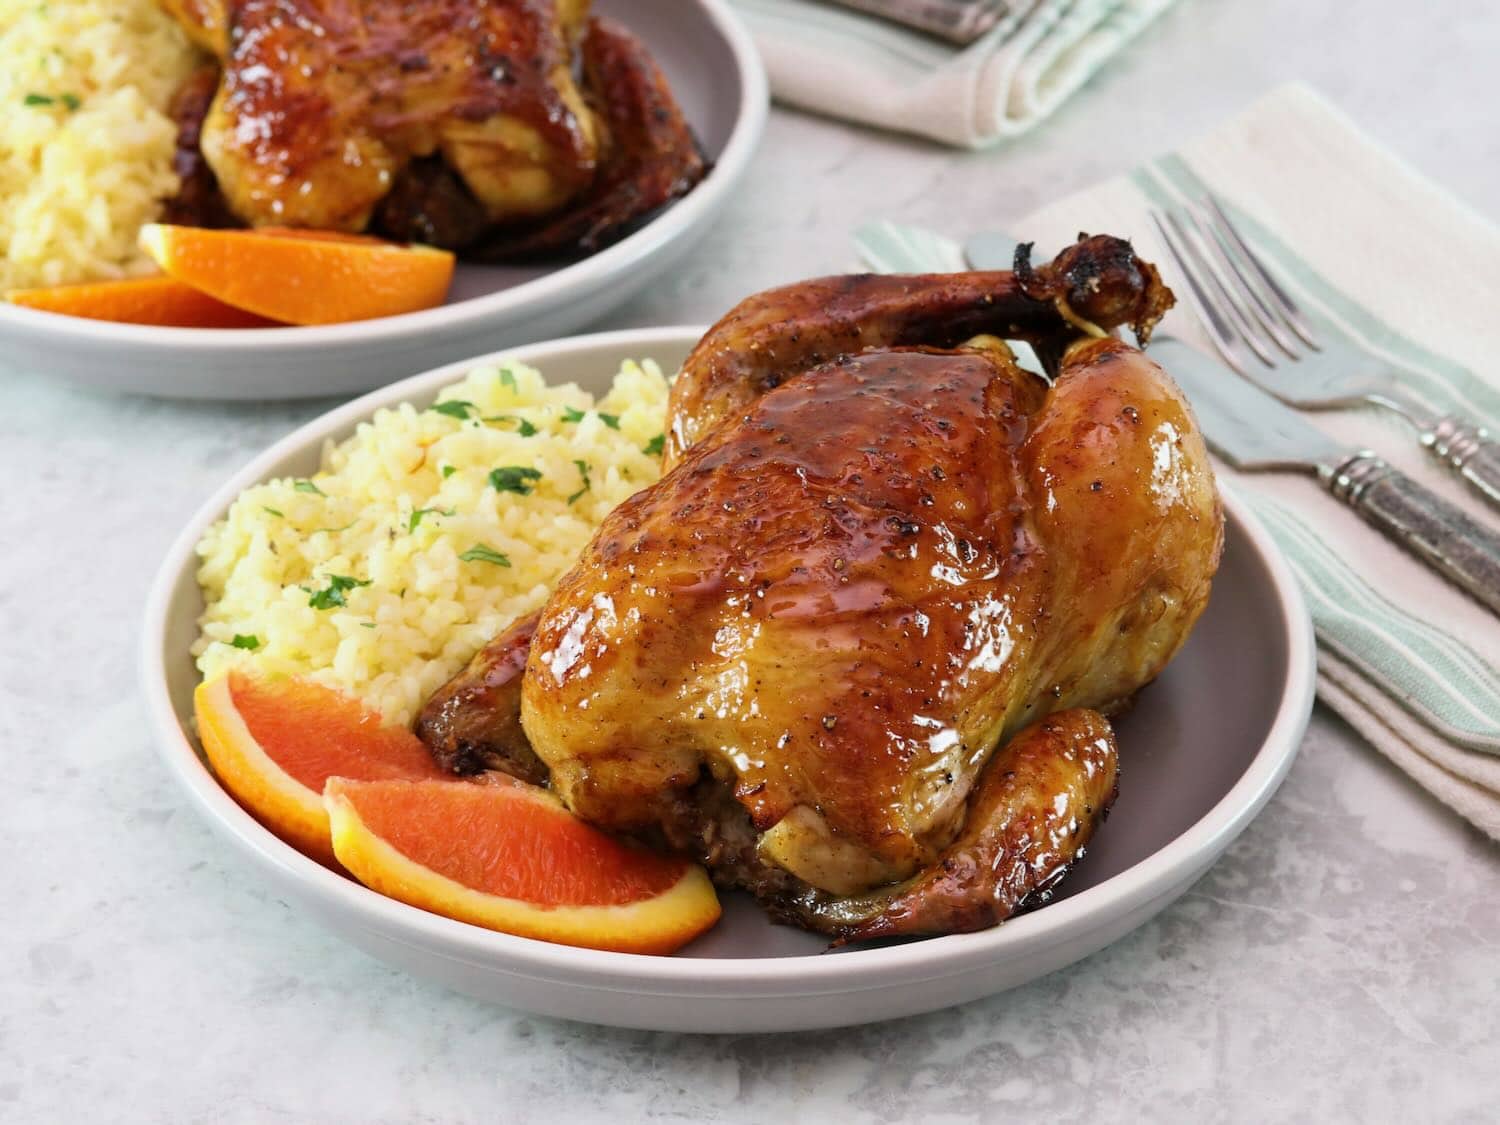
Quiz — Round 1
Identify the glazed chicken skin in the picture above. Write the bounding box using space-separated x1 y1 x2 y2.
420 236 1223 939
158 0 705 254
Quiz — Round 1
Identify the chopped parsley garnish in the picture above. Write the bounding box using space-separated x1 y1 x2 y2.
561 406 618 429
307 574 370 610
488 465 542 494
459 544 511 567
483 414 538 437
261 506 284 518
359 622 376 629
567 459 592 504
441 465 457 478
310 521 355 535
230 634 261 650
429 399 476 420
27 92 80 111
293 479 326 496
407 506 455 532
498 367 518 390
643 434 665 456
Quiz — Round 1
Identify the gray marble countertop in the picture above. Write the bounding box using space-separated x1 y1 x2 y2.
4 1 1499 1121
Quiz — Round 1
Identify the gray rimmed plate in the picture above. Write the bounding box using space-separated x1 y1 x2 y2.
141 326 1316 1032
0 1 766 401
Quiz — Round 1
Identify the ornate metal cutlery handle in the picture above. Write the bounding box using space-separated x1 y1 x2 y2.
1323 453 1500 615
822 0 1011 44
1421 415 1500 512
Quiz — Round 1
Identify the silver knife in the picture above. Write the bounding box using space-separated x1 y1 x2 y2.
1153 339 1500 615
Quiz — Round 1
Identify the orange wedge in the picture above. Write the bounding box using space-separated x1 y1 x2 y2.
5 275 279 327
325 777 722 954
139 224 455 325
194 671 447 866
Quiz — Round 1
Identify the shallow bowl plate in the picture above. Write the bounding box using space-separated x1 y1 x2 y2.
142 326 1316 1033
0 0 766 401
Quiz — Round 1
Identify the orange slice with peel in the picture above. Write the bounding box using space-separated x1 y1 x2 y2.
5 275 279 327
325 777 722 954
139 224 455 325
194 671 447 865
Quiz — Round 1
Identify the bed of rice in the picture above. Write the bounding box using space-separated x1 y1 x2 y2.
0 0 200 290
193 358 672 725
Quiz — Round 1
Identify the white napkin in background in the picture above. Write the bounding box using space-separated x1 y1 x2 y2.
857 82 1500 839
729 0 1181 147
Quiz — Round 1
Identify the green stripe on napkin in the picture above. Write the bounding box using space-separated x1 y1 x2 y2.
854 220 967 273
1252 501 1500 753
731 0 1180 148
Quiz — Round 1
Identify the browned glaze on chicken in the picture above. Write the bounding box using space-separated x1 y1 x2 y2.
419 235 1222 939
161 64 239 230
795 710 1119 940
467 17 707 260
157 1 705 257
662 234 1171 466
416 612 548 784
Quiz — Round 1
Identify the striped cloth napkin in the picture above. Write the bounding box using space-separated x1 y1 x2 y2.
855 82 1500 839
729 0 1180 147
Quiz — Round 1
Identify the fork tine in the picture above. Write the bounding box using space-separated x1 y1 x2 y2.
1168 207 1276 367
1192 202 1301 359
1204 194 1321 350
1175 206 1279 367
1148 208 1252 376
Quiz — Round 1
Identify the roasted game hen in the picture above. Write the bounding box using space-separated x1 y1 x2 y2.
419 235 1224 940
158 0 706 257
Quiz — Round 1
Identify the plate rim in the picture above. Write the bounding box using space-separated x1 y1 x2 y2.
0 0 768 354
141 325 1316 995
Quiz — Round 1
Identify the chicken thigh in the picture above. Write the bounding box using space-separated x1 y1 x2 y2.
420 236 1223 939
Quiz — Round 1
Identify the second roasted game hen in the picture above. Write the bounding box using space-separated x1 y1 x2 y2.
159 0 706 256
420 236 1224 940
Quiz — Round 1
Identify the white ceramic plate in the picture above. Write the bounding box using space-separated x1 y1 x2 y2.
142 327 1317 1033
1 0 766 401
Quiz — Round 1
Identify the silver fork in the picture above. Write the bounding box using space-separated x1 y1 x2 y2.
1149 195 1500 512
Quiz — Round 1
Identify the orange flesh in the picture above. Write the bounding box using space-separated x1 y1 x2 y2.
5 275 279 327
228 670 445 790
335 779 690 907
140 223 455 325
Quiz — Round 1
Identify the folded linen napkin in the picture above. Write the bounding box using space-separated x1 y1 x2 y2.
729 0 1180 148
855 82 1500 839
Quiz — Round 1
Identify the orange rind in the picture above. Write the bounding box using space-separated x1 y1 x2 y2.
325 777 722 954
139 224 455 325
5 274 279 327
193 671 446 866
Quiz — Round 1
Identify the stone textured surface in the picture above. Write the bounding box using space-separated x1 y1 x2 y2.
3 0 1499 1120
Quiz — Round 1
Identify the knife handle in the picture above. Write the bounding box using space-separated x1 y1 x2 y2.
1322 453 1500 615
1421 415 1500 513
